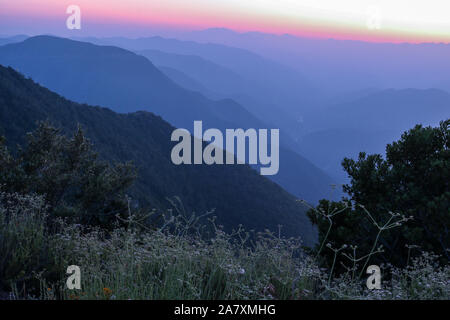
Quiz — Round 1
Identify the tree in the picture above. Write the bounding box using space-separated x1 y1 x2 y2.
0 122 137 227
308 119 449 270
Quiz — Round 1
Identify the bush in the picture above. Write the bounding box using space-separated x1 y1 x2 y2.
42 214 321 300
0 122 136 227
0 191 48 290
1 121 448 300
308 120 449 270
0 194 448 300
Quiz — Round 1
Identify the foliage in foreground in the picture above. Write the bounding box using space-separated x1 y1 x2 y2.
0 120 448 300
307 120 450 271
0 191 448 300
0 122 136 227
0 64 317 242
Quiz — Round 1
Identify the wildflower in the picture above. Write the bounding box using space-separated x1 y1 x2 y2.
103 287 113 297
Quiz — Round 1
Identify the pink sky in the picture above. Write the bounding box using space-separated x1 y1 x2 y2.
1 0 450 43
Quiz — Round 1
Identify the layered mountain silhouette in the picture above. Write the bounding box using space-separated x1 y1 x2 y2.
139 49 244 97
0 35 335 203
178 28 450 95
308 88 450 132
138 48 307 139
77 35 316 103
0 35 28 46
158 65 217 98
75 32 450 149
76 35 318 135
0 64 317 244
299 88 450 180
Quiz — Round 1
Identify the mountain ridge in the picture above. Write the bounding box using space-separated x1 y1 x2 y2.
0 35 336 203
0 64 318 244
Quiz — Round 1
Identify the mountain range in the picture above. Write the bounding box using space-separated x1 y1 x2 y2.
177 28 450 95
298 88 450 180
94 34 449 183
0 35 336 203
75 35 318 138
0 64 317 244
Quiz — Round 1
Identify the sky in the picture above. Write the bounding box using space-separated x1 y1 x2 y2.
1 0 450 43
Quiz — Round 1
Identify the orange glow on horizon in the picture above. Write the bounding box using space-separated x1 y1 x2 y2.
1 0 450 44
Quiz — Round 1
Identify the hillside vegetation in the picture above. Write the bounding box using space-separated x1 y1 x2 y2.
0 36 335 203
0 64 316 243
0 74 447 299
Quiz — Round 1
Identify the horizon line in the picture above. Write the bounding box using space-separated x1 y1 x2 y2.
2 27 450 46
